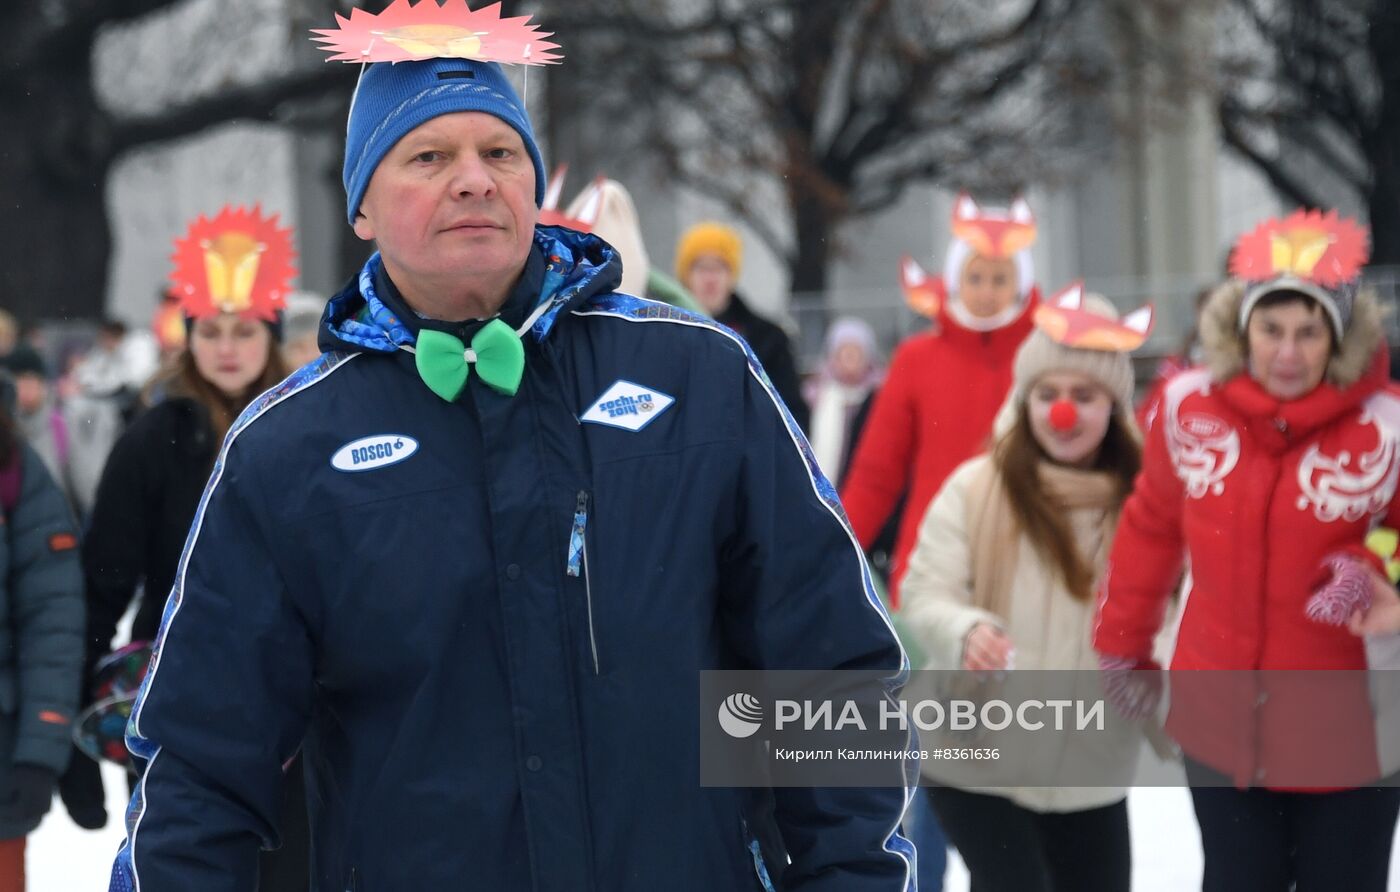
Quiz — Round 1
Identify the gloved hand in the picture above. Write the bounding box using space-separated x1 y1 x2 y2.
59 747 107 830
4 764 56 823
1307 552 1377 627
1098 654 1162 721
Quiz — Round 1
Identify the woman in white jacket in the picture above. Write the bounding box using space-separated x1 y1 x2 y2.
901 285 1153 892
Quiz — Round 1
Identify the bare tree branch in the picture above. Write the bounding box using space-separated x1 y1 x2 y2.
1219 103 1326 208
7 0 183 65
107 64 355 159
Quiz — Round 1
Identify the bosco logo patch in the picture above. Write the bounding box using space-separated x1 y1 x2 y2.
331 434 420 472
580 380 676 432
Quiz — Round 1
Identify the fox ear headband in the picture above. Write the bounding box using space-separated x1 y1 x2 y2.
1032 281 1154 352
902 194 1040 320
950 193 1038 259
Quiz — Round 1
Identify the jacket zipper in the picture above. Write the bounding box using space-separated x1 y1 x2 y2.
568 490 601 674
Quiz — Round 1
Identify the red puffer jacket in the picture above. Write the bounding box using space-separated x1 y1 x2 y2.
840 299 1034 607
1095 282 1399 788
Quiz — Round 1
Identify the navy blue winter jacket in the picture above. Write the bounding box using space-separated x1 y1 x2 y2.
110 228 914 891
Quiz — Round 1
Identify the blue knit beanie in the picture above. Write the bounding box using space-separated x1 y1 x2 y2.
343 58 546 224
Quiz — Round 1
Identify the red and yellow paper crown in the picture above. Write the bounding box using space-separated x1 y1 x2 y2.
1228 209 1369 287
312 0 562 66
950 193 1038 259
1032 281 1154 351
169 205 296 322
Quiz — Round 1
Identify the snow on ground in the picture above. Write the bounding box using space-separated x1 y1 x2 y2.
29 774 1400 889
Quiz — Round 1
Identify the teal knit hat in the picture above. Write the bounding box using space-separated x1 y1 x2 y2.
342 57 546 224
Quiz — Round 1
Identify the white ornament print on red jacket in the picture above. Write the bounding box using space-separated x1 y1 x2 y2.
1296 392 1400 523
1163 369 1240 499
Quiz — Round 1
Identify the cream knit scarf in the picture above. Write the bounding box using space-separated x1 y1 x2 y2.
964 459 1121 620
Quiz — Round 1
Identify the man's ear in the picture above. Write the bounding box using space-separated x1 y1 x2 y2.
352 210 375 242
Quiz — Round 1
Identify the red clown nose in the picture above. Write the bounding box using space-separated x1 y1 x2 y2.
1049 399 1078 431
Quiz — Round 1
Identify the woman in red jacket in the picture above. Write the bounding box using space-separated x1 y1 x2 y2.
1094 210 1400 891
841 193 1038 608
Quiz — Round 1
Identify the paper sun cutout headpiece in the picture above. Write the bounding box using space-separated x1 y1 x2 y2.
1033 281 1154 351
1229 209 1370 338
538 165 606 231
312 0 562 66
1229 210 1368 288
170 205 296 322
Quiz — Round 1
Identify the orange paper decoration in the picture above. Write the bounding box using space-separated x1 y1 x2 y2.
1228 209 1369 288
169 205 296 322
949 193 1038 259
899 255 946 320
1032 282 1154 351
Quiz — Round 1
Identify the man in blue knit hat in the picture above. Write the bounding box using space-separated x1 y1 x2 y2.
108 10 915 891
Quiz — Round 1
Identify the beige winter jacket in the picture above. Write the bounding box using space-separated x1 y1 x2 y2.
901 454 1157 812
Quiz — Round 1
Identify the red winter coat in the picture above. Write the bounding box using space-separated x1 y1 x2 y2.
1095 282 1398 788
840 299 1034 607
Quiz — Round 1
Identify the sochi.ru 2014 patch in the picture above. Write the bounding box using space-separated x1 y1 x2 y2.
330 434 420 472
580 380 675 432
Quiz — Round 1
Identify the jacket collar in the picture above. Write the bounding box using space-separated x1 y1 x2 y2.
936 286 1038 349
1218 343 1390 449
319 226 623 354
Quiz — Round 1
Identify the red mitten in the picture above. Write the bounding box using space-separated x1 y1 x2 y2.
1097 654 1162 721
1306 553 1375 627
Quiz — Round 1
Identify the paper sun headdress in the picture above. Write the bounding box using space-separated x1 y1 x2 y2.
1229 209 1370 339
1032 281 1154 352
311 0 561 66
169 206 296 322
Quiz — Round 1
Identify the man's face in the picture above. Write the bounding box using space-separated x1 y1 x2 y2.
353 112 537 301
686 254 736 314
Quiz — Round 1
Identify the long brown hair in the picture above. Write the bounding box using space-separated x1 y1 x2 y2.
991 405 1142 601
148 335 290 448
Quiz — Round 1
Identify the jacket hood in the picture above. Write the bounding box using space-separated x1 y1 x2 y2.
319 226 623 354
570 180 650 297
1199 278 1387 390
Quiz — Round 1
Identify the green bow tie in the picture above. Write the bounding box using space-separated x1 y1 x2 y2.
414 320 525 401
